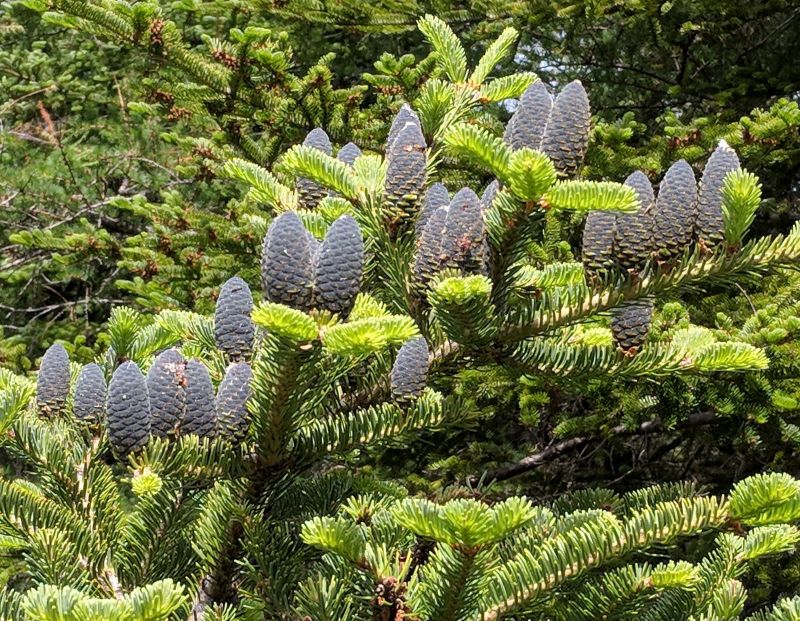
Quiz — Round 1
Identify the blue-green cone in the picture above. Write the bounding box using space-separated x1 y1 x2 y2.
146 348 186 438
391 337 430 401
614 171 655 271
611 298 654 353
304 128 332 154
314 215 364 317
415 182 450 239
413 206 448 288
440 188 487 275
386 104 421 152
582 211 617 279
216 362 252 442
181 360 217 439
652 159 697 261
107 361 151 456
540 80 590 177
261 211 314 311
297 128 332 209
481 180 499 211
73 363 107 424
384 122 427 221
36 343 71 417
506 80 552 151
337 142 362 167
696 140 740 247
214 276 254 361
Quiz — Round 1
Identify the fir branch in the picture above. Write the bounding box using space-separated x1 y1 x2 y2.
503 225 800 341
46 0 232 93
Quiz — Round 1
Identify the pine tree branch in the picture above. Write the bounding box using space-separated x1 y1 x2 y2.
48 0 232 93
503 228 800 341
469 411 717 486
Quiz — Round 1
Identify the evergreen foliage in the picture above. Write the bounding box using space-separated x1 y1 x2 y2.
2 4 800 620
5 0 800 373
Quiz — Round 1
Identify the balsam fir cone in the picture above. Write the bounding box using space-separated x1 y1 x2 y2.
413 206 448 288
182 360 217 438
611 298 654 353
386 103 421 151
146 348 186 438
261 211 314 311
506 80 553 151
337 142 362 167
303 127 332 154
307 232 321 270
614 171 655 271
391 337 430 401
73 363 106 424
384 121 427 222
36 343 71 417
214 276 254 361
540 80 590 177
107 361 150 456
314 215 364 317
481 180 499 211
440 188 487 275
696 140 740 247
216 362 252 442
415 182 449 239
652 159 698 261
582 211 616 279
502 113 515 145
296 127 332 209
479 181 498 275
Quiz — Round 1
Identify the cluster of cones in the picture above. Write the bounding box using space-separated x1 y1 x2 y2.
34 81 651 443
581 141 741 353
35 343 251 457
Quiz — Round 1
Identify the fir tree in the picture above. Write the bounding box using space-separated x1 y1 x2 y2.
2 18 800 621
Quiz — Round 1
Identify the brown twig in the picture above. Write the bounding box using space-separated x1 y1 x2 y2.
468 411 717 486
37 100 92 209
